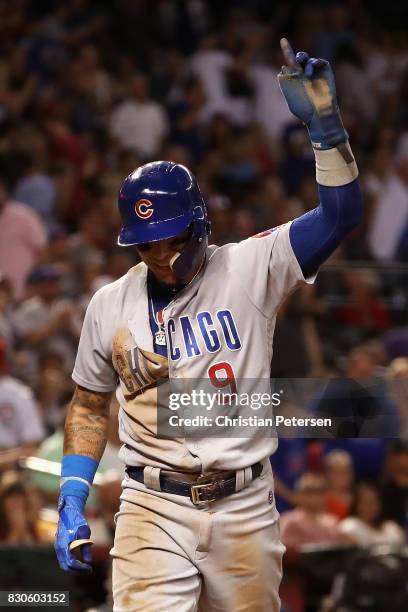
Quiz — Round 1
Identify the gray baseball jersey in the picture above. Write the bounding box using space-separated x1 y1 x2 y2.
73 221 312 474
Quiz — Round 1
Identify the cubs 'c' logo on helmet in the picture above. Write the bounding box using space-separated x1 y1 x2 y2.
135 199 153 219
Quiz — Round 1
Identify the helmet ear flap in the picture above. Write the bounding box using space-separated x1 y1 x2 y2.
170 216 208 279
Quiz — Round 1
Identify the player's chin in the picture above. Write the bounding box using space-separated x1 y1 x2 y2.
151 266 178 285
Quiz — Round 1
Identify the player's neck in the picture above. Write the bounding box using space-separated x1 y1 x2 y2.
148 270 185 296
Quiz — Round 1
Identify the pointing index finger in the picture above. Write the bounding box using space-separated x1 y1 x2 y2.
280 37 297 67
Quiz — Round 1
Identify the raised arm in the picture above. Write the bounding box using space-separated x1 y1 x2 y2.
278 39 363 277
55 385 112 573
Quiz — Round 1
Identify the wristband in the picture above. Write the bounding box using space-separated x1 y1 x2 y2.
314 142 359 187
60 454 98 504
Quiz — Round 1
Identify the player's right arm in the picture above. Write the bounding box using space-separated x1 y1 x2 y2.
278 38 363 277
55 385 112 573
231 39 363 318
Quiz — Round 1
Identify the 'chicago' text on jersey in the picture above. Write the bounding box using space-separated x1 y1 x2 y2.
167 309 241 361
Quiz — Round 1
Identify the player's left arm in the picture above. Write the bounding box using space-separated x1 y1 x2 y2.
54 386 112 574
278 39 363 278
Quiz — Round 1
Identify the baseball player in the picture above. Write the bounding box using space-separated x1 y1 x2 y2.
55 40 363 611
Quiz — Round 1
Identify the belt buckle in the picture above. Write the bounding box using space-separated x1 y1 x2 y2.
190 482 218 506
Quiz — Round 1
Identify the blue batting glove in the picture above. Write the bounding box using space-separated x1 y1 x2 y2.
278 38 347 150
54 494 93 573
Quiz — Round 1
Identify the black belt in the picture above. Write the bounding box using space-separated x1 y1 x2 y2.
125 462 263 506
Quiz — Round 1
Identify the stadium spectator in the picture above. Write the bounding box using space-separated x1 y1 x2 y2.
189 33 235 124
0 45 37 121
339 482 405 547
272 286 326 378
216 126 261 203
324 450 354 520
387 358 408 436
0 178 47 300
271 438 309 512
314 3 354 63
206 195 236 245
12 265 80 379
336 269 392 338
322 439 387 483
0 276 14 349
67 207 111 273
309 344 401 437
12 151 57 233
335 40 378 131
72 44 113 111
251 42 294 143
380 440 408 527
0 340 45 470
109 73 168 158
280 123 315 196
35 351 73 434
368 133 408 261
280 473 344 550
0 471 40 544
168 76 207 164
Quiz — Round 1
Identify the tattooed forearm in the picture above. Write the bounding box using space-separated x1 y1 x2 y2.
63 385 113 460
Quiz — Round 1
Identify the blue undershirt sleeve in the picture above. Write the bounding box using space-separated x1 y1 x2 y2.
289 179 363 278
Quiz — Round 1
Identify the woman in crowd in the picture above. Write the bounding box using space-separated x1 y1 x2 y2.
339 482 405 547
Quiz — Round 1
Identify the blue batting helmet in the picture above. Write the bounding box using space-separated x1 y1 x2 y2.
117 161 210 278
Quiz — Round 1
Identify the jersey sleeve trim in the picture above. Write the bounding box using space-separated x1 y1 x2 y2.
72 370 117 393
285 220 317 285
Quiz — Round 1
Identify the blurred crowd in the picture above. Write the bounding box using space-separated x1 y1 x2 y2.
276 441 408 611
0 1 408 608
